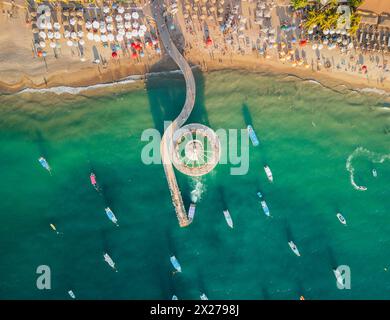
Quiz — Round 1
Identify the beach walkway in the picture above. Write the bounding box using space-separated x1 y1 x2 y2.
152 0 196 227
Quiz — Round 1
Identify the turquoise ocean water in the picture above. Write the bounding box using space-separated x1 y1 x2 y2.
0 70 389 299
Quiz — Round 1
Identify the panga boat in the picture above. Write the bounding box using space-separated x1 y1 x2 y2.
257 192 270 216
288 241 300 257
38 157 51 174
90 173 99 191
223 210 233 228
200 293 209 300
372 169 377 178
172 295 178 300
188 203 196 222
103 253 117 271
68 290 76 299
260 200 270 217
264 165 273 183
50 223 59 234
336 213 347 225
247 125 260 146
105 207 119 226
170 255 182 273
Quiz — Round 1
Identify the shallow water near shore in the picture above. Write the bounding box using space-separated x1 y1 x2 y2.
0 69 389 299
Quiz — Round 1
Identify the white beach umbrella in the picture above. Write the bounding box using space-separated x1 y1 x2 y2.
132 29 139 37
92 20 99 29
125 21 131 29
107 33 115 42
64 30 70 38
329 29 335 35
46 22 52 30
140 24 147 32
318 44 324 50
132 22 139 29
118 28 125 36
39 41 46 48
101 34 108 42
106 16 113 23
77 31 84 38
118 7 125 14
308 29 313 35
66 40 73 47
117 23 124 30
184 13 189 18
124 13 131 21
323 39 329 45
138 30 145 37
71 32 77 39
116 34 124 41
132 12 139 19
93 34 101 42
53 22 61 30
39 31 46 39
126 31 132 39
87 32 94 41
47 31 54 39
44 11 51 18
342 39 348 45
103 6 110 14
86 21 92 30
107 24 114 31
49 41 56 48
100 27 107 34
116 15 123 22
54 32 61 39
312 43 318 50
70 18 76 26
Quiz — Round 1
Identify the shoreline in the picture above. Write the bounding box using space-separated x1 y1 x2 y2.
5 54 390 101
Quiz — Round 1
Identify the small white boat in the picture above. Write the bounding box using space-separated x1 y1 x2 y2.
50 223 59 234
223 210 233 228
103 253 117 271
188 203 196 222
200 293 209 300
170 255 182 273
105 207 119 226
38 157 51 174
68 290 76 299
260 200 270 217
172 295 178 300
288 241 300 257
372 169 377 178
247 125 260 146
264 165 273 183
336 213 347 225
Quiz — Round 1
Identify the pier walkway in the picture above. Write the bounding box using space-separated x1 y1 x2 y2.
152 0 196 227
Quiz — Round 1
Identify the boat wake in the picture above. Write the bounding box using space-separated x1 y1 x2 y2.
190 178 205 203
346 147 390 191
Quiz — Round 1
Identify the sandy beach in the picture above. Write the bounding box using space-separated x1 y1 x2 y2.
1 0 390 97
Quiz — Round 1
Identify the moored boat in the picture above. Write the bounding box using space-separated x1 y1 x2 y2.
247 125 260 146
288 241 300 257
90 172 99 191
188 203 196 222
68 290 76 299
172 295 178 300
103 253 117 271
260 200 270 217
105 207 119 226
170 255 182 273
38 157 51 174
372 169 377 178
200 293 209 300
336 213 347 225
223 210 233 228
263 165 273 183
